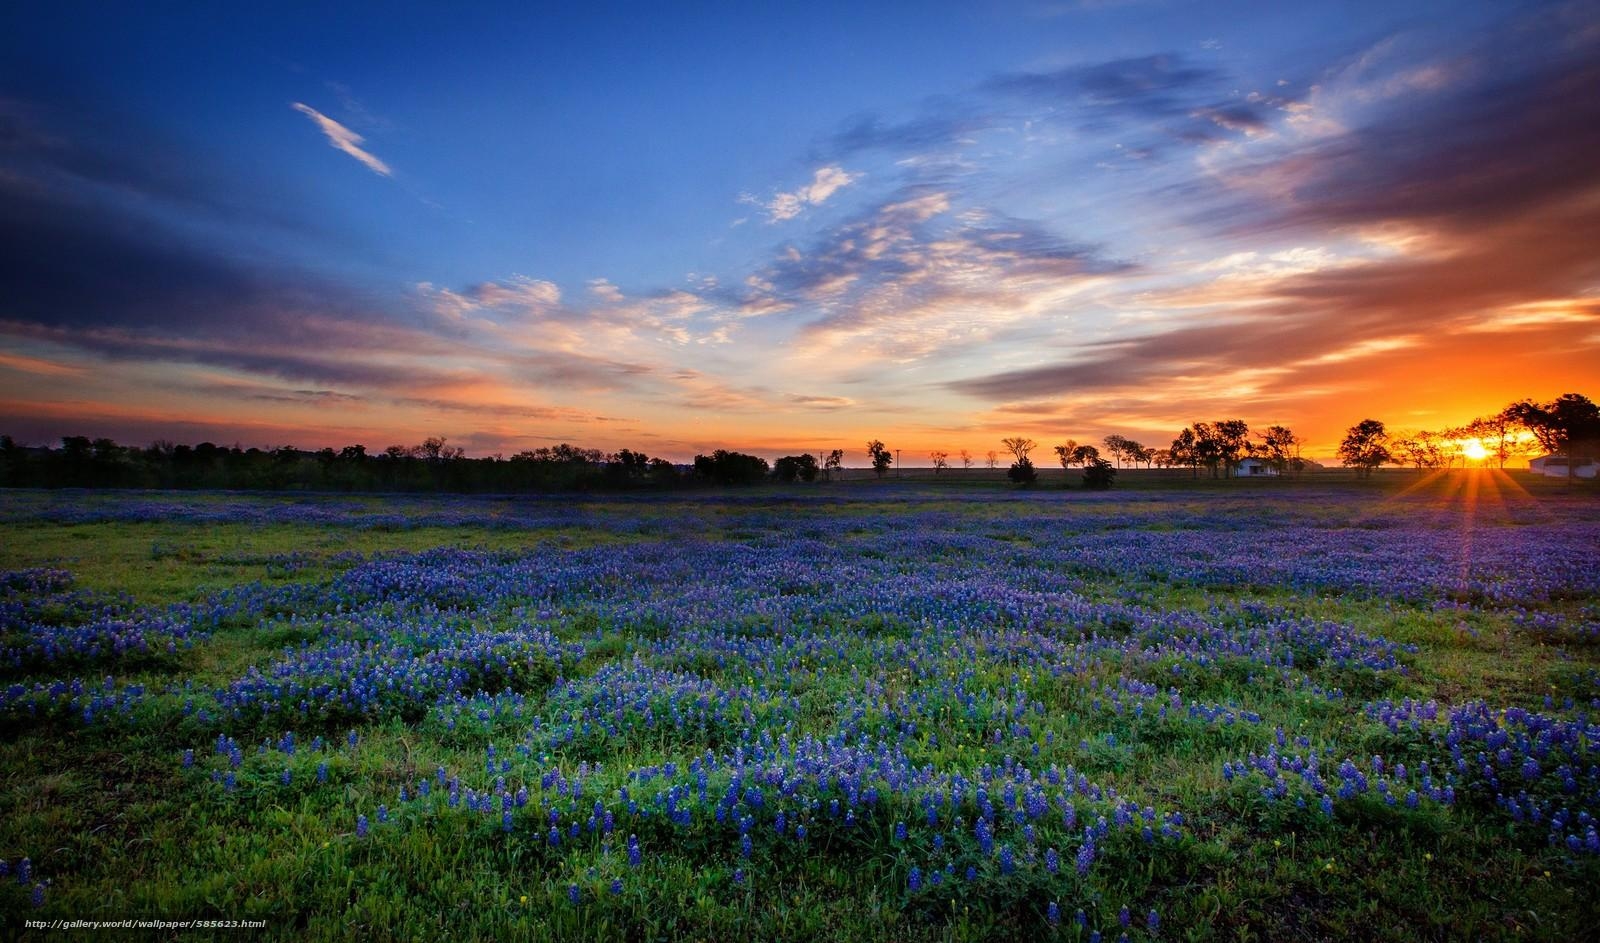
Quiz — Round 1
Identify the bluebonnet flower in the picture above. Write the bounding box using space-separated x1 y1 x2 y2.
356 815 368 838
1046 901 1059 925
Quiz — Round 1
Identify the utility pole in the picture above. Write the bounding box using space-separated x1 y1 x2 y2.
896 449 901 479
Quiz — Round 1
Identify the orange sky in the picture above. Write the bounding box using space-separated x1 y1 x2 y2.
2 3 1596 463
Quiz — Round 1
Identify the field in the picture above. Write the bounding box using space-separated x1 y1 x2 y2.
1 473 1598 941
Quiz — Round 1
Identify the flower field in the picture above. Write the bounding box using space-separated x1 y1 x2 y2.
1 476 1598 940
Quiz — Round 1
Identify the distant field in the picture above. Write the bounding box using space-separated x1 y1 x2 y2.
1 473 1597 940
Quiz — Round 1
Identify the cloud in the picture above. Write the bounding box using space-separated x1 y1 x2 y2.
743 165 860 222
733 187 1125 363
987 53 1220 116
826 107 995 157
418 275 562 322
949 4 1600 418
291 102 391 176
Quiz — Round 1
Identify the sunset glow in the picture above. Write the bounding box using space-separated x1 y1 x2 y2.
2 2 1597 460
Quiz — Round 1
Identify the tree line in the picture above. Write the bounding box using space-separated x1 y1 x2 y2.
1335 393 1599 479
0 436 763 493
2 392 1591 493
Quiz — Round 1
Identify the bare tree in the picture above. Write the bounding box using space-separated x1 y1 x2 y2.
1000 437 1036 463
1054 441 1078 474
1102 434 1128 468
959 449 973 469
930 450 950 473
985 450 998 469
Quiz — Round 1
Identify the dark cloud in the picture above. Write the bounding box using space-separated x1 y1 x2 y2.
0 320 462 389
952 6 1600 406
1246 46 1600 233
824 106 996 157
0 87 325 235
0 91 472 390
985 52 1298 150
986 54 1220 115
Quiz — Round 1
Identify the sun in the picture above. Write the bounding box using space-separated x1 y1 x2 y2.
1463 439 1489 462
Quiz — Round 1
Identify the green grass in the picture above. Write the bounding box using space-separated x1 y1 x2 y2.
1 478 1597 940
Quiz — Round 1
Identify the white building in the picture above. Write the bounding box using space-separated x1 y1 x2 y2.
1235 458 1280 477
1529 455 1598 479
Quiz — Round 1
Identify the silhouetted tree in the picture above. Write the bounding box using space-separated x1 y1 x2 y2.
1339 419 1393 479
1006 457 1037 485
959 449 973 469
694 449 770 485
1170 427 1200 478
1082 457 1116 489
866 440 893 478
1256 425 1303 476
1001 437 1036 463
1393 430 1449 472
929 451 949 474
1053 440 1079 475
1102 435 1129 468
1461 407 1532 469
773 454 820 483
1508 393 1600 480
823 448 844 481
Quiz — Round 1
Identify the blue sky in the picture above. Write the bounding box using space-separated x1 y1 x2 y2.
1 1 1595 458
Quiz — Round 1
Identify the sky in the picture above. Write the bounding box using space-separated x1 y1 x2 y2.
1 0 1596 462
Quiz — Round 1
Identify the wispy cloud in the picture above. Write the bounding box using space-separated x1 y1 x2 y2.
742 165 860 222
290 102 391 176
